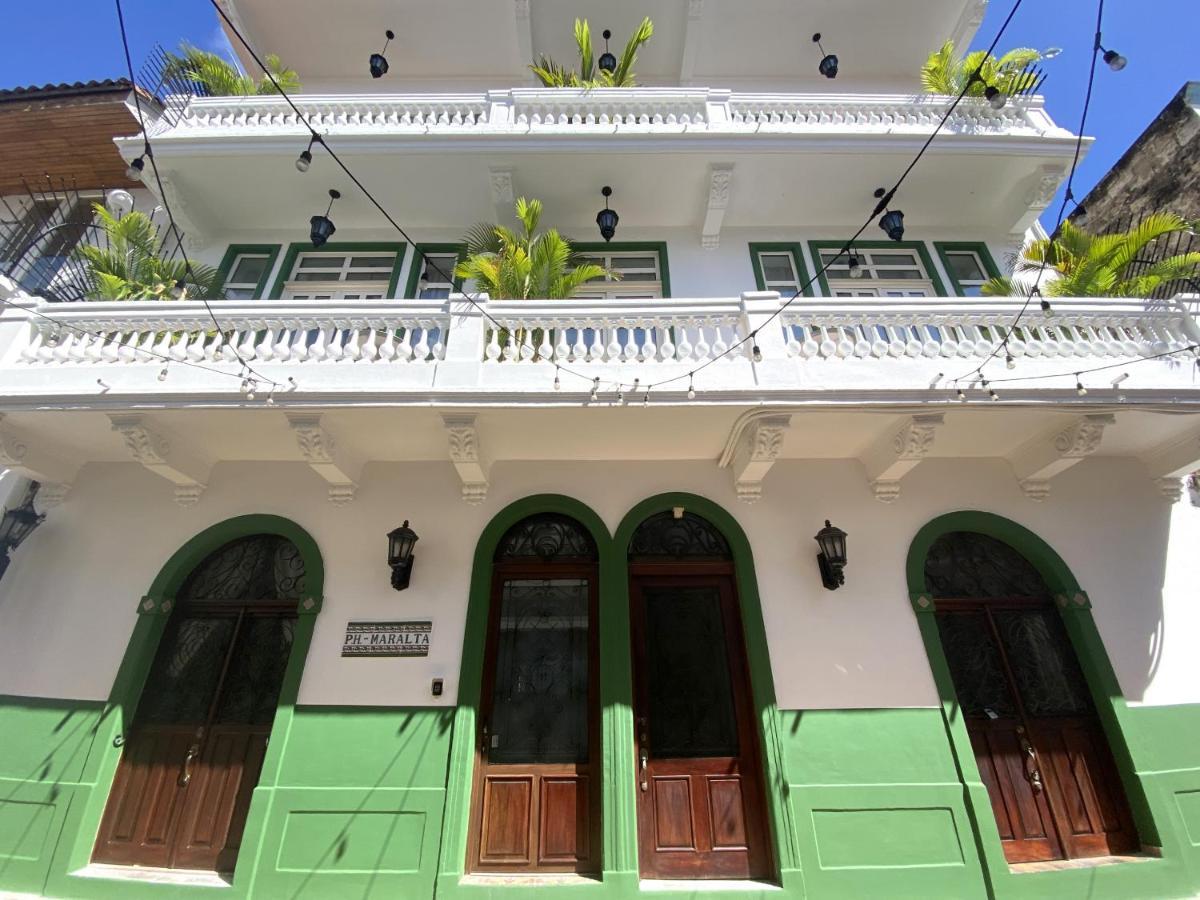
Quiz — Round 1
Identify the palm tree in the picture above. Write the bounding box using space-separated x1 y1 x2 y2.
920 41 1040 97
981 214 1200 298
455 198 614 299
530 18 654 88
164 43 299 96
74 204 224 300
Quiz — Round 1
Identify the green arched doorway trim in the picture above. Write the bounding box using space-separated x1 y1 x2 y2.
435 494 615 892
63 514 325 893
612 493 801 888
906 510 1161 895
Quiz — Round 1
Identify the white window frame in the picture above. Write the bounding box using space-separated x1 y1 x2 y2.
282 284 389 302
414 251 461 299
755 250 804 296
222 252 274 300
573 250 663 299
941 249 991 296
820 248 935 297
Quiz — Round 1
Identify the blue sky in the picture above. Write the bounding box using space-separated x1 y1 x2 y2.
0 0 1193 229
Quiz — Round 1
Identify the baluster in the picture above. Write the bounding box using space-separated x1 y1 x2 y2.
554 328 570 362
273 328 293 361
693 323 711 360
503 328 518 361
377 328 397 362
413 327 431 362
342 328 363 362
396 326 415 362
86 331 109 363
289 327 310 362
711 324 729 358
835 325 854 358
430 323 446 359
853 325 871 358
641 327 658 362
52 332 77 363
118 332 139 363
675 322 694 360
255 327 275 361
358 328 379 363
238 328 257 360
658 325 675 361
21 330 44 363
869 323 889 357
187 331 207 362
570 327 587 362
537 326 553 361
325 326 346 362
68 331 91 362
605 325 622 362
169 331 190 362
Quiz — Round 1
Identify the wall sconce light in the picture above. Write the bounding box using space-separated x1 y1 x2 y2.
812 33 838 79
370 29 395 78
596 186 619 242
387 520 419 590
814 519 847 590
0 481 45 581
310 188 340 247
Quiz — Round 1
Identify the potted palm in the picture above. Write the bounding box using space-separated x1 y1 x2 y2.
530 18 654 88
920 41 1040 98
163 43 299 96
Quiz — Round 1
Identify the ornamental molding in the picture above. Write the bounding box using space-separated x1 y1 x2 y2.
443 414 490 504
0 427 27 467
108 414 209 499
0 415 79 485
729 414 790 503
110 415 170 466
862 413 944 504
1156 477 1184 503
687 0 705 18
1008 414 1114 501
286 413 359 504
1025 164 1066 209
701 163 734 250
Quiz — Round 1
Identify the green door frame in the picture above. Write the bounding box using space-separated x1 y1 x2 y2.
906 511 1169 898
437 492 798 899
46 515 325 900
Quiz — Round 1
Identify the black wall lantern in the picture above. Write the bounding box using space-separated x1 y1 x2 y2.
874 187 905 242
598 29 617 74
370 30 395 79
310 188 340 247
812 33 838 79
596 186 619 242
0 481 45 581
814 519 847 590
387 520 419 590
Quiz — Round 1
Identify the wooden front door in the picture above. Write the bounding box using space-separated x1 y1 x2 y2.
94 533 306 873
630 572 771 880
469 513 600 873
936 601 1138 863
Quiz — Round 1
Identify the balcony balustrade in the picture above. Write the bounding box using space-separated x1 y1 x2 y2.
1 289 1196 403
156 88 1063 141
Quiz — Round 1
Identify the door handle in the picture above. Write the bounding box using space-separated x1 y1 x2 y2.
1018 736 1044 794
178 744 199 787
636 716 648 792
639 748 648 792
480 724 489 757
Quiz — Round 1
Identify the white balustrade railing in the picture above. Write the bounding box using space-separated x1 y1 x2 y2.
159 89 1061 139
3 294 1196 399
778 299 1197 361
12 300 449 367
480 299 746 364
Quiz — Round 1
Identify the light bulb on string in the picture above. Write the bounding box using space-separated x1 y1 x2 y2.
1075 374 1087 396
590 377 599 403
751 334 762 363
687 373 696 400
296 132 319 172
956 384 967 402
553 367 561 391
1006 353 1016 370
158 366 169 381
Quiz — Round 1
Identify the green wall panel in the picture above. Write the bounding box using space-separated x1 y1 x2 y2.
811 807 963 869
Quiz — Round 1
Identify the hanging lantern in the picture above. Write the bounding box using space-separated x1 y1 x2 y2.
873 187 905 241
310 188 340 247
596 186 619 242
812 33 838 79
370 29 395 78
598 29 617 74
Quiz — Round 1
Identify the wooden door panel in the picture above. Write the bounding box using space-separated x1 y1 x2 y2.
652 777 697 850
480 776 534 865
708 777 749 850
93 727 193 867
538 776 590 865
967 723 1061 863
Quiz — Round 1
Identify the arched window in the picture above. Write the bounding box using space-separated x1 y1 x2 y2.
470 513 599 873
926 531 1137 863
94 534 303 874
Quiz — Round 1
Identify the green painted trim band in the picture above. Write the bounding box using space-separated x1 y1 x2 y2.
570 241 672 298
747 242 815 298
932 241 1003 296
215 243 282 300
268 241 408 300
807 239 948 297
403 243 467 298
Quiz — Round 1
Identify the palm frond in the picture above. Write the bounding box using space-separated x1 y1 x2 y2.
574 19 595 83
608 17 654 87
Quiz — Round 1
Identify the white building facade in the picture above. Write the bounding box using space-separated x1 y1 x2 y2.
2 2 1200 899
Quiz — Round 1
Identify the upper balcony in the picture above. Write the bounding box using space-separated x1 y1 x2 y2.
222 0 991 93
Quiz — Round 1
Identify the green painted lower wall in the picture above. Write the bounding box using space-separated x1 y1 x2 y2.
5 697 1200 899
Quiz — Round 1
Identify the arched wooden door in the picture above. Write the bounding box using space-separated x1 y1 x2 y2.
627 511 771 880
93 534 304 873
468 513 600 873
926 531 1138 863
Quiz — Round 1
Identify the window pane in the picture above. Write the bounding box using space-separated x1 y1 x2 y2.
868 252 920 267
945 251 987 282
611 256 657 271
229 255 269 285
353 271 391 281
875 268 923 280
760 253 796 284
294 272 332 282
298 255 345 269
488 578 590 765
224 287 256 300
349 256 393 268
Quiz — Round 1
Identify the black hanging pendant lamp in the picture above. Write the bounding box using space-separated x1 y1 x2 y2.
370 29 395 78
310 188 340 247
874 187 905 242
812 33 838 79
598 29 617 74
596 186 619 242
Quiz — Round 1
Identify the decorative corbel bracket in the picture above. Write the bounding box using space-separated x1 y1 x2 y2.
110 414 211 506
701 163 734 250
286 413 361 506
443 414 490 504
489 168 515 224
0 414 76 507
729 415 790 503
1141 428 1200 503
1008 414 1115 501
861 414 944 503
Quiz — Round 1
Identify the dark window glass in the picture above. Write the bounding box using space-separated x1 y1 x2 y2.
177 535 307 602
993 609 1093 716
629 511 731 560
643 585 739 758
137 616 238 725
936 611 1016 718
215 616 297 724
924 531 1048 599
488 578 590 764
